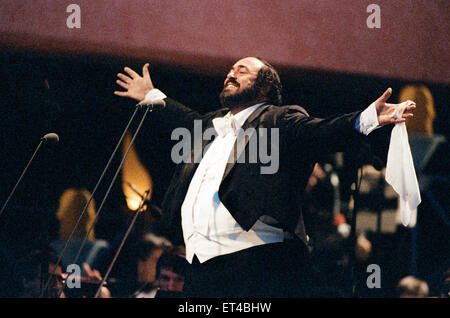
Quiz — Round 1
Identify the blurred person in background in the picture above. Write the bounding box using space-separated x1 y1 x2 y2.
396 275 429 298
15 248 66 298
135 248 188 298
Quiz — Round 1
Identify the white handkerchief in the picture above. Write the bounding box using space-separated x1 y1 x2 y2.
385 107 421 226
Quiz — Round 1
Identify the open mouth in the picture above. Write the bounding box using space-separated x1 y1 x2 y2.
225 80 239 89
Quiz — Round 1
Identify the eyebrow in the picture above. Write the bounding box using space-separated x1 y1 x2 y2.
232 65 250 72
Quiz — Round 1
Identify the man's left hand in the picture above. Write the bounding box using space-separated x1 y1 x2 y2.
375 88 416 126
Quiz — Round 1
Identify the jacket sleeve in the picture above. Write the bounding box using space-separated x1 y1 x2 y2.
279 105 364 158
151 97 203 132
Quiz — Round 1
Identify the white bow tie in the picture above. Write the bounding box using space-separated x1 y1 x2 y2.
212 114 236 137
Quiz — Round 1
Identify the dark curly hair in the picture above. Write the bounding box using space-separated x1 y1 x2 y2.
253 57 283 106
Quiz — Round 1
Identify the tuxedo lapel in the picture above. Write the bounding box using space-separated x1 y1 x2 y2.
222 104 271 181
179 108 228 185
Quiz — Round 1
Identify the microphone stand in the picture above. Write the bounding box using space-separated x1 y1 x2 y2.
0 137 46 218
56 103 154 298
348 166 362 297
346 143 371 297
94 190 151 298
40 106 141 297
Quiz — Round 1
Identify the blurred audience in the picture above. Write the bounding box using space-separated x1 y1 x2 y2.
15 248 66 298
56 188 96 241
355 234 373 264
135 248 188 298
439 267 450 298
134 233 173 289
51 188 109 272
57 232 179 298
396 276 429 298
399 85 435 135
101 231 173 297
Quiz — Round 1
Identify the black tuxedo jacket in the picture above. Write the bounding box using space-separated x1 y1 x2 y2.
154 98 365 249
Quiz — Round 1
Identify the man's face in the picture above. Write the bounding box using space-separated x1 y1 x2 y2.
157 268 185 292
219 57 265 108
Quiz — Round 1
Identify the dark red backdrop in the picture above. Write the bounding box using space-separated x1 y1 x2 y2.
0 0 448 83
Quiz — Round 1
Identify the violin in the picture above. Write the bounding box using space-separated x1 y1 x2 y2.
46 272 113 298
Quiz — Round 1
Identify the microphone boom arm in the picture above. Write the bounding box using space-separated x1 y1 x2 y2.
0 133 59 218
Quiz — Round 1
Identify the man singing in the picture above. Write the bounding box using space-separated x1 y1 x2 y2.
114 57 415 297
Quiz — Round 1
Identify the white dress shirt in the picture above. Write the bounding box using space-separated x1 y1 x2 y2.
143 89 382 263
181 103 292 263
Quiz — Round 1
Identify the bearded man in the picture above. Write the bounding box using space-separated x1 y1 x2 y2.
114 57 415 297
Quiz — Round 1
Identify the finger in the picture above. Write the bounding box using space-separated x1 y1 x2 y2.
389 115 407 123
402 113 414 119
406 103 416 111
124 66 139 79
379 87 392 103
142 63 150 79
117 73 132 83
116 79 129 89
114 91 128 97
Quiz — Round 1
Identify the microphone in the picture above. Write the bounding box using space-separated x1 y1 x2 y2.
126 182 161 218
136 99 166 108
0 132 59 218
41 133 59 144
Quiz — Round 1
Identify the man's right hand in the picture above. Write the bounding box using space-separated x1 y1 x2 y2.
114 63 154 102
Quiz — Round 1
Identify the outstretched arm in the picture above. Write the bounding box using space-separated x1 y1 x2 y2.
281 88 416 157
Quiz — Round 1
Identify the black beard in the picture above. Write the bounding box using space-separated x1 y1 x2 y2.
219 83 260 109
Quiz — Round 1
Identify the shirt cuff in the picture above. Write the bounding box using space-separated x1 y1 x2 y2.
355 102 380 135
143 89 167 103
